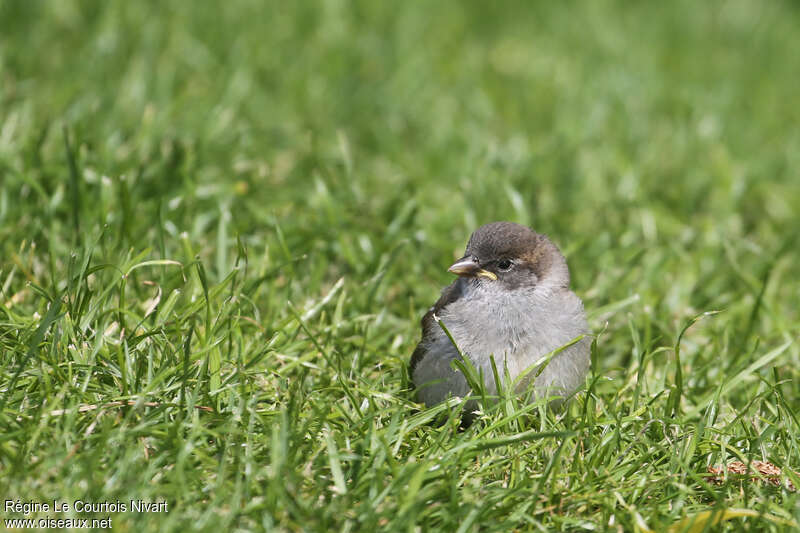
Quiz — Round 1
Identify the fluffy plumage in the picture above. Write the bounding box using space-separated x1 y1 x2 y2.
410 222 590 409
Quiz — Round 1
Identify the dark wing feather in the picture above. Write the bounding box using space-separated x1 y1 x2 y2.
409 279 464 379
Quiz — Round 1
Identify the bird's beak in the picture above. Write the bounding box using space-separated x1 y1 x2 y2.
448 257 498 280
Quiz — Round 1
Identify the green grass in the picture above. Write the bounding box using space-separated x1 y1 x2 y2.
1 1 800 531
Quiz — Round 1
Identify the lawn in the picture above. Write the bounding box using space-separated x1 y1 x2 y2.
1 1 799 531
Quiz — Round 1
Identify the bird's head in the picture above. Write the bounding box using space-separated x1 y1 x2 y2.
448 222 570 291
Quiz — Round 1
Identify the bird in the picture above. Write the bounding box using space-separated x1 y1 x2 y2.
409 222 590 412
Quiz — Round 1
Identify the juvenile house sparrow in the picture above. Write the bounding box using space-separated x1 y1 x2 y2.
410 222 590 410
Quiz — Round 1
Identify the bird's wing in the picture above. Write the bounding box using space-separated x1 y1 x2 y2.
409 279 464 376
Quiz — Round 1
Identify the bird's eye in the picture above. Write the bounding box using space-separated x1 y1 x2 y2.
497 259 513 271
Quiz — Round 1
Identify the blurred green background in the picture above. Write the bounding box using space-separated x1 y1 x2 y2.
3 0 799 286
3 0 799 308
2 1 799 531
